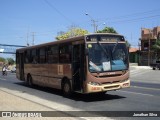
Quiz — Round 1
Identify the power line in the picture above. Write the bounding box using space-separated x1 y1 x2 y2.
43 0 73 24
78 9 160 29
107 14 160 24
98 8 160 21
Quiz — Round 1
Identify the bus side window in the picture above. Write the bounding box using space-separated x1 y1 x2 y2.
59 44 71 63
39 48 46 64
31 49 37 64
16 52 19 64
47 46 58 63
25 50 32 63
24 50 29 63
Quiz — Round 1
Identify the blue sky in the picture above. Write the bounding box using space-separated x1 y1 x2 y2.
1 0 160 56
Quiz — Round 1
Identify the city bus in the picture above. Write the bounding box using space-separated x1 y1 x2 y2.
16 33 130 96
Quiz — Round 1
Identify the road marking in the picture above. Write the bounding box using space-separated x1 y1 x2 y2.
120 90 154 97
131 86 160 91
0 77 6 80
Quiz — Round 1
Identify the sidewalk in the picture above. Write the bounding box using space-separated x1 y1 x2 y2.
130 63 160 84
0 89 77 120
0 89 113 120
129 63 151 69
130 66 151 69
0 89 51 111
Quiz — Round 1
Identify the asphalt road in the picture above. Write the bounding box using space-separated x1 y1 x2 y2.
0 67 160 120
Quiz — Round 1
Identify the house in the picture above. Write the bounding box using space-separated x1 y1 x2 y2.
129 48 139 63
140 26 160 66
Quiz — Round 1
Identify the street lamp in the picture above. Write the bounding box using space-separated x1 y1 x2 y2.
85 13 98 33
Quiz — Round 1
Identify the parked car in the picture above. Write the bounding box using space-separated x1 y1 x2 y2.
150 61 160 70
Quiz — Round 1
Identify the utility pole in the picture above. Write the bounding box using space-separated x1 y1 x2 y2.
91 19 98 33
85 13 98 33
26 27 30 46
32 32 35 46
26 32 29 46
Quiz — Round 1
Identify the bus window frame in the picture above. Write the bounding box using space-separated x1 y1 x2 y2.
47 45 59 64
59 44 72 64
39 47 46 64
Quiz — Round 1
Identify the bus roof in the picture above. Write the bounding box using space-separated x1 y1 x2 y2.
16 35 84 52
16 33 123 52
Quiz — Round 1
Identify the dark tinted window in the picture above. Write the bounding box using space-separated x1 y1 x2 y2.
25 50 31 63
31 49 37 64
59 44 72 63
47 46 58 63
16 52 19 64
39 48 46 63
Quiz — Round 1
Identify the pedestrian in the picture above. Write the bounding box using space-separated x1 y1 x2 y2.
2 64 7 76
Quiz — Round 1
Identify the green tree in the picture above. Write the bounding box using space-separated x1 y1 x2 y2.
6 58 15 65
0 57 5 63
126 40 131 48
152 39 160 60
56 27 89 40
97 27 118 34
153 39 160 50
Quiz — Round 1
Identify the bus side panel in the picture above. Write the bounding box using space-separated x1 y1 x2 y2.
24 64 46 86
23 64 72 89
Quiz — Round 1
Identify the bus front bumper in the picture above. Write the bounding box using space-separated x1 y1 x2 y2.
86 79 130 93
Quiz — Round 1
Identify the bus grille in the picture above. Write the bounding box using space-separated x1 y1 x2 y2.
104 85 120 89
102 81 120 85
98 74 122 78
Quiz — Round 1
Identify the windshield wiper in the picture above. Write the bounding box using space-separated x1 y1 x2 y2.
97 40 110 59
112 40 118 53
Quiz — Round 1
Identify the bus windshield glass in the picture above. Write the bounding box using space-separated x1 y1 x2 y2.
88 43 128 73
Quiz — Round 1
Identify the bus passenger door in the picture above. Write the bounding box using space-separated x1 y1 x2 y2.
72 44 84 92
19 53 24 80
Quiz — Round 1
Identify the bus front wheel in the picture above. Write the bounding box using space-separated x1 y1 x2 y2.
62 80 72 97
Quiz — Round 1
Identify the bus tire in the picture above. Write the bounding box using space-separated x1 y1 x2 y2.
27 74 33 87
62 80 72 97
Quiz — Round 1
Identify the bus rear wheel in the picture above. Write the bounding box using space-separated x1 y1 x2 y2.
62 80 72 97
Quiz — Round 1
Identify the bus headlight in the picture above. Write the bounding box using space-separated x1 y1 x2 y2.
88 82 100 86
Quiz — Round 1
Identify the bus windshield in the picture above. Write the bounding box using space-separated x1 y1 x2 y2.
88 43 128 73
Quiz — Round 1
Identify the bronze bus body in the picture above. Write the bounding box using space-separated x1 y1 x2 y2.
16 33 130 95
